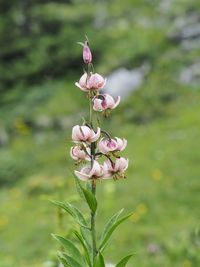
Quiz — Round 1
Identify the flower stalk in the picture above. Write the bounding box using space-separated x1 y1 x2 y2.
53 38 132 267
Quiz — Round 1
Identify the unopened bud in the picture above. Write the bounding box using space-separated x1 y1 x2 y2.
83 41 92 64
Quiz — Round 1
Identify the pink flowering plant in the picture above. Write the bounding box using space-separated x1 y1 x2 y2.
52 38 133 267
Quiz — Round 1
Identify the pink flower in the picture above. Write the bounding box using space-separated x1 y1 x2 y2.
87 73 106 90
75 73 106 92
103 157 129 179
72 125 101 143
83 41 92 64
93 94 120 111
70 145 90 161
75 73 88 92
74 160 105 181
98 137 127 154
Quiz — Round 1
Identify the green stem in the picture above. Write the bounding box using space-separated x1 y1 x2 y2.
91 180 97 264
89 90 97 265
87 62 98 265
89 93 93 128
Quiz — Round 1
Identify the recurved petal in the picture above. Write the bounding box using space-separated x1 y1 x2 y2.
72 125 81 141
89 160 102 176
112 96 121 109
89 127 101 142
93 98 103 111
115 137 127 151
70 146 78 160
74 170 90 181
115 157 129 172
75 82 88 92
98 139 109 154
81 126 92 140
104 94 115 108
99 78 107 89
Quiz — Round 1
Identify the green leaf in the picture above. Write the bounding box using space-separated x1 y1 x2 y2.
74 177 97 213
116 254 133 267
58 251 82 267
73 230 92 267
86 181 92 191
74 175 86 200
51 200 89 229
58 255 70 267
80 226 91 249
94 252 105 267
99 212 133 251
82 187 97 213
100 209 124 245
52 234 85 266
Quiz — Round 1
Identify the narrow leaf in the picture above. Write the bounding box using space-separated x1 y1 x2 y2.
82 187 97 213
74 177 97 213
74 175 85 200
51 200 89 229
58 254 70 267
58 251 82 267
116 254 133 267
80 226 91 249
99 212 133 251
100 209 124 245
73 230 92 267
86 181 92 192
52 234 85 266
94 252 105 267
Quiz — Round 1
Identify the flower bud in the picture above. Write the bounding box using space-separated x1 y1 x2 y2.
93 94 120 111
72 125 101 143
83 41 92 64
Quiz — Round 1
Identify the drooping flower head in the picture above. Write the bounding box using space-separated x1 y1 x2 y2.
103 157 129 179
93 94 120 112
72 125 101 143
75 73 106 92
98 137 127 154
75 160 106 181
70 145 90 161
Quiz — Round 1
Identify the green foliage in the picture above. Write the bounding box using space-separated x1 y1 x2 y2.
116 255 133 267
94 252 105 267
82 187 98 213
52 234 85 266
51 200 89 229
99 212 134 252
100 209 124 247
75 176 98 213
73 230 92 267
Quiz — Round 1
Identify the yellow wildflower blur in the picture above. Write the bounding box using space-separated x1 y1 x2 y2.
152 169 162 181
15 118 30 135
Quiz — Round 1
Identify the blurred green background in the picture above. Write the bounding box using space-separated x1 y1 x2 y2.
0 0 200 266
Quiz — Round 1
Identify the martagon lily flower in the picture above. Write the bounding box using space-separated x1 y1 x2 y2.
103 157 129 179
70 145 90 161
93 94 120 111
75 73 106 92
72 125 101 143
98 137 127 154
75 160 105 181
